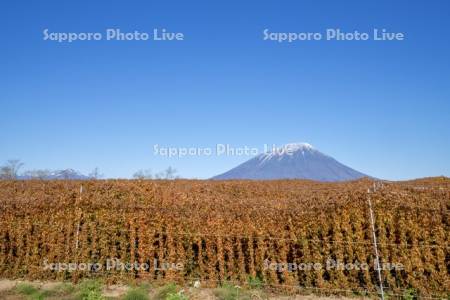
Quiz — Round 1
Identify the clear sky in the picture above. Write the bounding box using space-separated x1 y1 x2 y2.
1 0 449 180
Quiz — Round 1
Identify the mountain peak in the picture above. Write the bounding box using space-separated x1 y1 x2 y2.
280 142 314 152
258 142 315 162
213 143 368 181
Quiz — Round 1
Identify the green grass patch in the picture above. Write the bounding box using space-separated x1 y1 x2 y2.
153 283 179 300
15 283 46 300
75 279 104 300
402 288 418 300
16 283 40 295
247 275 263 289
165 291 189 300
123 286 149 300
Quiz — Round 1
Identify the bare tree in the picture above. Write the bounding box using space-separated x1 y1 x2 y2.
59 169 73 180
89 167 103 179
133 167 179 180
154 171 164 179
0 166 10 179
133 169 153 179
0 159 24 179
164 166 177 179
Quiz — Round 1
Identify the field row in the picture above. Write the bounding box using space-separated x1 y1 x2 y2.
0 179 449 297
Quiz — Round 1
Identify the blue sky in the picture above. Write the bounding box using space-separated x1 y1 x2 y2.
1 0 449 179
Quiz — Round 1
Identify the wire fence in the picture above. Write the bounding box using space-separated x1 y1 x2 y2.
1 181 449 299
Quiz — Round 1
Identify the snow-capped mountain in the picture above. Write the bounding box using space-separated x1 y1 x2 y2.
46 169 89 180
212 143 368 181
19 169 89 180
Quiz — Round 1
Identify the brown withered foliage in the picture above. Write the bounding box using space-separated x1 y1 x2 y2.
0 178 448 297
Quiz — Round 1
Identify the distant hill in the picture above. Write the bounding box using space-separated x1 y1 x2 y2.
19 169 90 180
212 143 368 181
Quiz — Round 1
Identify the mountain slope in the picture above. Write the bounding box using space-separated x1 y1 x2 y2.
19 169 90 180
212 143 368 181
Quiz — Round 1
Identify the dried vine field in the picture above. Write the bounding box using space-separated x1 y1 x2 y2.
0 178 449 298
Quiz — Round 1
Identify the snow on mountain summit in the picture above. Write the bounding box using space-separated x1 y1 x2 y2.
282 142 314 151
258 142 316 163
213 143 368 181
